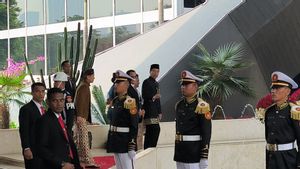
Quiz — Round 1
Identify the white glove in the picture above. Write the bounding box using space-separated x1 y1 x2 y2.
128 150 136 160
199 158 208 169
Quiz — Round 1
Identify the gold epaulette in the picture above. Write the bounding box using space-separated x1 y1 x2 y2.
195 98 210 114
124 96 137 115
255 108 266 123
290 102 300 120
255 103 275 123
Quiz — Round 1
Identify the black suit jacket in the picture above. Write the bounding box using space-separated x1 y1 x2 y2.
65 78 76 98
36 110 81 169
19 100 42 155
142 77 161 119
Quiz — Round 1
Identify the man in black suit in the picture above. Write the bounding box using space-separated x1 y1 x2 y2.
142 64 162 149
19 82 46 169
53 71 76 135
62 60 76 98
36 88 82 169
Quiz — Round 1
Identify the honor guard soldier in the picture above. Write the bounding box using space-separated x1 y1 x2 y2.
263 71 300 169
174 70 212 169
106 70 139 169
53 72 76 135
142 64 162 149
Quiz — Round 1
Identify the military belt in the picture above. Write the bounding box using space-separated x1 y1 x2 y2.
109 125 130 133
144 118 160 125
266 142 295 151
175 134 202 142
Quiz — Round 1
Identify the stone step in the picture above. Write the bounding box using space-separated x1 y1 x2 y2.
0 154 24 168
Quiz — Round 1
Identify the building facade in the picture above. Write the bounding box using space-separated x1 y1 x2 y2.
0 0 180 75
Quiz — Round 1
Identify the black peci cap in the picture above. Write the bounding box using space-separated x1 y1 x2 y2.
150 64 159 70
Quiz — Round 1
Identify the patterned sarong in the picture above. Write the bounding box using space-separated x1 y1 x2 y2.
74 120 95 164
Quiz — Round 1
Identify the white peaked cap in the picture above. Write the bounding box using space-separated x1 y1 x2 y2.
271 71 298 89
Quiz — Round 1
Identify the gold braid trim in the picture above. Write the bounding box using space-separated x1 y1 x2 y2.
195 98 210 114
255 108 266 123
124 96 137 115
290 103 300 120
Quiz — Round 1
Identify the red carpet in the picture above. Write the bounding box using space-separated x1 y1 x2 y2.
93 156 115 169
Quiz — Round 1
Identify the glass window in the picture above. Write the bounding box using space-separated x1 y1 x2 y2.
9 0 25 29
46 0 65 24
143 22 158 33
143 0 157 12
0 2 8 30
27 0 44 26
0 39 8 70
115 0 140 15
67 0 83 21
116 24 141 44
46 33 63 74
164 0 172 8
93 27 113 53
89 0 112 18
28 35 44 74
10 37 25 62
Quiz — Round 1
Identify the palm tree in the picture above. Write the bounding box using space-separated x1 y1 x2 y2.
193 43 254 118
0 74 30 128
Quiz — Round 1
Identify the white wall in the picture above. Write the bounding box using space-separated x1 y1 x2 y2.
90 0 245 96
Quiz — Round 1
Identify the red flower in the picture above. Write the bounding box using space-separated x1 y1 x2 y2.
290 89 300 102
256 94 273 109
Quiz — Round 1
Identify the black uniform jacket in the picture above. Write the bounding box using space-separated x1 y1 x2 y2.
106 95 139 153
174 97 212 163
265 103 300 169
36 110 81 169
142 77 161 119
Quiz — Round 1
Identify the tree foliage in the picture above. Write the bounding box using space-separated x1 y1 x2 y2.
193 43 255 106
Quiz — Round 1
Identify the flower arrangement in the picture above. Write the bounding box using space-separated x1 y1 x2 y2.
0 56 45 128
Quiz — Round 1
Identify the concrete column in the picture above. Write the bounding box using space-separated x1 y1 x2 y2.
158 0 164 25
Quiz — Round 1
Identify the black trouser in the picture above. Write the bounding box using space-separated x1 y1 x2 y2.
144 124 160 149
266 149 297 169
24 157 40 169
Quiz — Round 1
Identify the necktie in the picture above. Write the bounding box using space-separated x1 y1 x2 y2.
40 106 45 115
58 114 74 159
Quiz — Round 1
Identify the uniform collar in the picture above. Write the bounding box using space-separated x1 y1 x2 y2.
185 94 197 104
117 93 128 101
276 102 289 110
